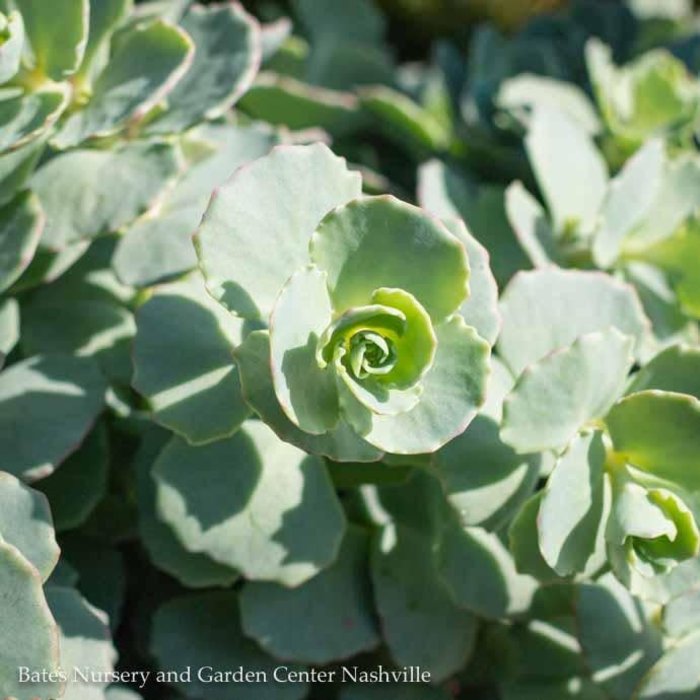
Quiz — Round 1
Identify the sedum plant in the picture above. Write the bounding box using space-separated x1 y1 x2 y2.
0 1 700 699
193 143 493 457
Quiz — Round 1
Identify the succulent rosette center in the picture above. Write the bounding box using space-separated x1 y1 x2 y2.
608 476 700 580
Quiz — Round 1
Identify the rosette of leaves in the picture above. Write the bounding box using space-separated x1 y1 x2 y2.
194 142 492 458
499 269 700 596
587 38 700 162
504 106 700 347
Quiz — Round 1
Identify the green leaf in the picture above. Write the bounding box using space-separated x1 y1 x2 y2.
606 391 700 491
439 523 538 619
35 423 108 532
0 539 62 700
358 86 451 154
0 471 58 581
235 330 383 462
0 354 106 480
417 161 530 288
134 425 239 588
443 218 501 345
371 523 478 682
497 73 601 134
627 344 700 400
0 88 69 154
340 316 490 454
133 275 250 444
663 588 700 639
0 10 24 82
153 421 346 586
636 630 700 699
505 181 557 268
502 329 634 453
147 3 260 133
195 143 361 319
433 358 539 530
239 72 365 136
0 190 43 293
311 195 468 322
240 527 380 664
151 592 308 700
77 0 131 80
114 123 277 287
498 268 650 376
0 297 19 367
538 431 608 576
525 105 608 234
576 575 663 700
592 139 664 268
269 266 339 434
509 493 559 581
32 140 179 250
53 20 194 148
0 137 44 207
59 535 126 633
45 586 116 700
15 0 88 80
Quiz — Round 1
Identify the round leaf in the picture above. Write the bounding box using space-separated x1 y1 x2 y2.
195 142 361 319
0 354 106 480
310 195 468 322
133 275 251 444
240 527 379 664
153 420 346 586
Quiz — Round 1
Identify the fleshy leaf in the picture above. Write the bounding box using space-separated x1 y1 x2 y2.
0 190 43 293
153 421 346 586
32 140 179 250
606 391 700 492
501 329 634 453
310 195 468 322
0 471 58 581
525 105 608 234
439 522 538 619
340 316 490 454
77 0 131 80
133 275 251 444
636 630 700 699
235 330 383 462
36 423 109 532
505 181 557 268
0 88 69 154
0 297 19 367
0 10 23 82
114 122 277 287
371 524 477 682
269 266 339 434
45 586 116 700
443 218 501 345
592 139 664 268
240 527 379 664
195 143 361 319
509 493 559 581
498 268 650 376
147 3 260 132
134 425 239 588
0 539 62 700
576 574 663 700
627 344 700 399
537 431 608 577
0 354 106 480
53 20 194 148
15 0 88 80
151 592 308 700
